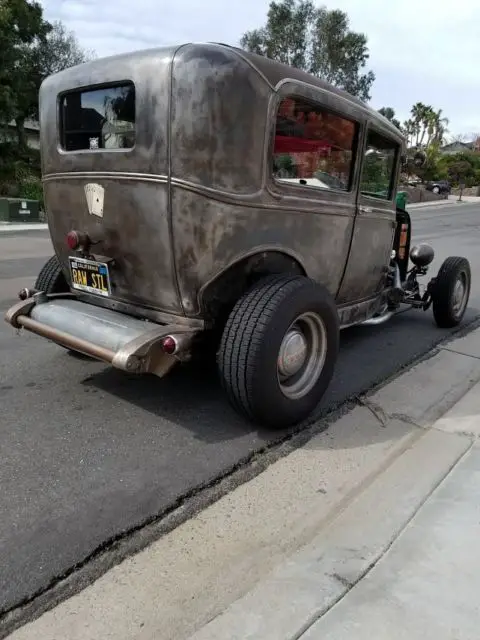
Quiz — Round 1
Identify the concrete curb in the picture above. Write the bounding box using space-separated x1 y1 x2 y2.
407 199 453 209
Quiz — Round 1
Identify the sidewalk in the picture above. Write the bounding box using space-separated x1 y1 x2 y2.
191 376 480 640
409 194 480 209
5 327 480 640
301 439 480 639
0 223 48 233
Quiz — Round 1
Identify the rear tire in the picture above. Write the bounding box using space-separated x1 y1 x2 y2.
34 255 90 359
217 274 339 428
432 257 471 328
34 255 69 294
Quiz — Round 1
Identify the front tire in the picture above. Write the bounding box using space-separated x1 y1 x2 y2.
217 275 339 428
432 257 471 328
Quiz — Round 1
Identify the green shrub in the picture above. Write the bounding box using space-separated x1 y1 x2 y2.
19 179 44 209
0 142 43 207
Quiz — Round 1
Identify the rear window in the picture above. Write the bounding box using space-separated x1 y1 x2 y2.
61 83 135 151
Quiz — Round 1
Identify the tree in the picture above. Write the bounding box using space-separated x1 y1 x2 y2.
415 142 440 182
1 1 94 147
402 102 449 149
448 160 474 201
240 0 375 101
378 107 401 130
0 0 47 126
35 20 95 77
428 108 449 147
14 19 95 146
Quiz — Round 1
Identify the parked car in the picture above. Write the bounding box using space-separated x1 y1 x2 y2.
4 43 472 428
425 180 451 195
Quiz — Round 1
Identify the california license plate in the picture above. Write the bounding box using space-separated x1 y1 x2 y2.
69 256 111 297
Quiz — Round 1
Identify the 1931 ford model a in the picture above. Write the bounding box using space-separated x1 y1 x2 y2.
5 43 471 428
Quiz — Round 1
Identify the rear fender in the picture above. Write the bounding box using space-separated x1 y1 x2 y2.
198 250 307 324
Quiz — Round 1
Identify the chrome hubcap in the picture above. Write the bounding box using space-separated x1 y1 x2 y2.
452 274 467 316
278 330 308 377
277 312 327 400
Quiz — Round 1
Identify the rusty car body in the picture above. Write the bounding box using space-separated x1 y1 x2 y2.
5 43 472 428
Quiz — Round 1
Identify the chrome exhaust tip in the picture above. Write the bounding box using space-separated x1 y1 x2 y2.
362 310 395 326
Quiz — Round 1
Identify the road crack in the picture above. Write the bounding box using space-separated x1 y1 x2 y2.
354 395 389 426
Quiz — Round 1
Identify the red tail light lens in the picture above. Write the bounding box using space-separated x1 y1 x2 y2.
66 230 80 250
161 336 177 355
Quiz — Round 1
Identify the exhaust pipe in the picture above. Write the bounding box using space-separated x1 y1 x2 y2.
362 310 394 326
363 262 403 326
394 262 402 291
388 263 404 305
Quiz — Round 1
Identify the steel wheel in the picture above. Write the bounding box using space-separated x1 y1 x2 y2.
432 256 471 328
277 312 327 400
452 272 468 319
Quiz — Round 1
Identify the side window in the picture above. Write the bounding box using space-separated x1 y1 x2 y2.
273 96 358 192
360 130 398 200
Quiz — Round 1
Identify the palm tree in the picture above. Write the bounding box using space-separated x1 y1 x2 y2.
425 108 438 148
410 102 428 146
402 120 415 147
432 109 449 145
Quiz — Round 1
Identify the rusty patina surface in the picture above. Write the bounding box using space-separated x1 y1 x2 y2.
39 42 405 325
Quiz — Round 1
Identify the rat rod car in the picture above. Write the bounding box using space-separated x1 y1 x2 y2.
5 43 471 428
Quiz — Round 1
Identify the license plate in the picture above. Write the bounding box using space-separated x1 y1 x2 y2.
69 256 111 297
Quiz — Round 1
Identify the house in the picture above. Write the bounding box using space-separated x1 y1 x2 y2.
0 119 40 149
440 138 480 155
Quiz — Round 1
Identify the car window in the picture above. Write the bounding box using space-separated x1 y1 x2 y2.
360 130 398 200
272 97 358 192
61 83 136 152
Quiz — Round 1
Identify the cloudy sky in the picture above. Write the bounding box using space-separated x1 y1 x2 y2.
40 0 478 138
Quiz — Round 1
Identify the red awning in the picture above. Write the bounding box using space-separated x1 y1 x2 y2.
274 135 331 154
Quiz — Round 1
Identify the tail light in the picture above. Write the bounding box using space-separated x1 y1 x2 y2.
66 230 89 250
161 335 178 355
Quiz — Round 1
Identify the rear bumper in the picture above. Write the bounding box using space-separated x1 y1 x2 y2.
5 293 200 377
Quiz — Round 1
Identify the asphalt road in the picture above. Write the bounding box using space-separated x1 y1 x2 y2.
1 201 479 618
